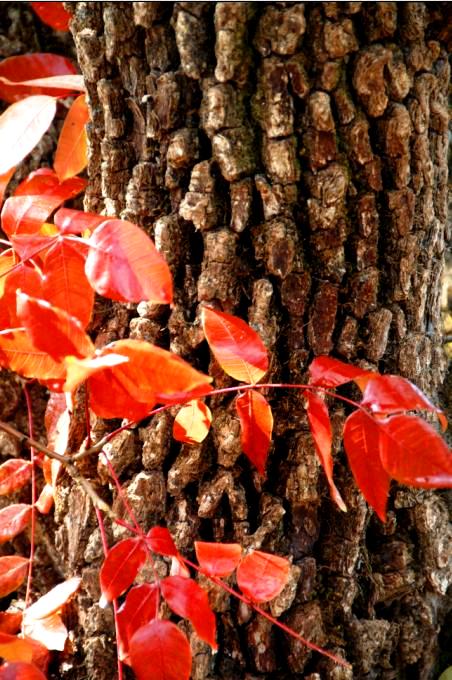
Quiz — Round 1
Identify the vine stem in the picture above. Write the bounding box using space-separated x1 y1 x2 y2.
23 383 36 613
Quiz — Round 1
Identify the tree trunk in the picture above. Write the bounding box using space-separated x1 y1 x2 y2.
53 2 452 678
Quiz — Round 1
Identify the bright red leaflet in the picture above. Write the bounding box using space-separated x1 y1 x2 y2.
16 293 94 362
54 94 89 181
116 584 159 662
14 170 86 203
0 556 29 598
361 375 447 431
0 96 57 175
0 54 77 103
129 620 192 680
342 410 390 522
173 399 212 444
54 207 107 235
99 538 147 602
0 504 32 545
195 541 242 577
1 264 44 327
0 662 46 679
309 356 374 388
160 576 217 649
85 219 173 304
0 167 16 207
379 414 452 487
85 369 156 421
147 527 179 557
236 550 290 603
0 460 32 496
236 390 273 475
0 329 66 381
30 2 71 31
0 633 33 663
0 612 23 635
202 306 269 384
304 391 347 512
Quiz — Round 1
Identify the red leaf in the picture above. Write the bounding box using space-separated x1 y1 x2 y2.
23 577 81 621
0 612 22 635
361 375 447 431
54 207 107 235
0 557 29 598
343 410 390 522
0 634 33 663
160 576 217 649
173 399 212 444
35 485 54 515
44 393 69 453
0 167 16 207
0 504 32 545
116 584 159 662
100 538 147 602
54 95 89 181
87 370 155 421
1 263 44 327
304 391 347 512
0 54 77 103
129 620 191 680
0 662 45 679
0 329 66 381
30 2 71 31
195 541 242 577
202 307 268 384
14 170 86 203
236 550 290 603
16 293 94 362
236 390 273 474
0 460 32 496
147 527 179 557
85 219 173 304
309 356 374 388
379 414 452 487
0 96 56 175
2 196 59 238
42 238 93 328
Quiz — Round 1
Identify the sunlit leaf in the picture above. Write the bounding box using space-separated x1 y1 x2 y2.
0 633 33 663
0 557 29 598
2 196 59 238
85 219 173 304
146 527 179 557
99 539 147 602
236 390 273 474
14 169 86 202
305 391 346 511
195 541 242 577
0 167 16 207
309 356 374 389
16 293 94 362
173 399 212 444
160 576 217 649
0 661 46 679
116 584 159 662
0 96 56 175
343 410 390 522
202 307 268 384
0 460 32 496
24 577 81 621
54 94 89 181
129 620 191 680
0 505 32 545
22 613 67 652
0 329 65 381
0 54 77 103
31 2 72 31
236 550 290 603
1 263 44 327
54 208 108 235
380 414 452 487
362 375 447 431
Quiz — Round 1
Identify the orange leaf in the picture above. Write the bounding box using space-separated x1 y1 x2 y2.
236 390 273 474
129 620 192 680
195 541 242 577
54 95 89 181
0 167 16 207
23 577 81 622
116 584 159 663
343 410 390 522
30 2 71 31
16 293 94 362
0 54 77 103
0 329 65 381
304 391 347 512
160 576 217 649
236 550 290 603
0 634 33 663
0 96 56 175
0 460 32 496
35 485 54 515
0 557 29 598
309 356 374 388
0 612 22 635
1 264 44 327
0 661 46 679
379 414 452 487
85 219 173 304
0 505 32 545
173 399 212 444
202 307 268 384
100 539 147 602
14 170 86 202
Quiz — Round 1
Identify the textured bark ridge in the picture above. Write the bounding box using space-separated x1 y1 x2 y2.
64 3 451 678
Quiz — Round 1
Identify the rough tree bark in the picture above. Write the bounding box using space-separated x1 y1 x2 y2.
3 2 452 679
